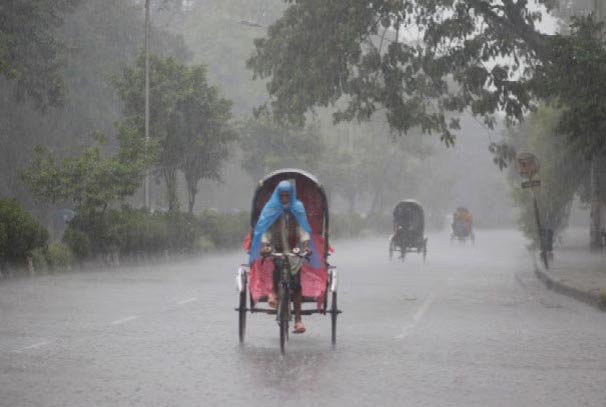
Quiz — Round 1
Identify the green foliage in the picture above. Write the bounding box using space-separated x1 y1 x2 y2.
47 243 74 270
63 228 91 260
0 0 188 205
21 131 151 212
30 247 48 272
64 208 250 258
532 15 606 156
247 0 605 157
200 211 250 249
506 106 591 241
0 198 48 265
113 53 235 212
0 0 80 109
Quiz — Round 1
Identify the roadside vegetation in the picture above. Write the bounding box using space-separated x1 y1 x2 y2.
2 0 605 273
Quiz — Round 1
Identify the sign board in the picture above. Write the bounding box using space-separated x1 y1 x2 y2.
516 152 540 179
521 179 541 189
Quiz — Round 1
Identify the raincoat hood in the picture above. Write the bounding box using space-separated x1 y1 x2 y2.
249 180 320 268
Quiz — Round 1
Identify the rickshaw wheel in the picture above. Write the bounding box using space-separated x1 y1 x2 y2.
278 286 289 354
331 292 338 345
388 239 394 261
238 290 247 344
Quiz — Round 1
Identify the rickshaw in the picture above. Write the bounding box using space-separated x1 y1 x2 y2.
451 207 475 243
236 169 340 353
388 200 428 261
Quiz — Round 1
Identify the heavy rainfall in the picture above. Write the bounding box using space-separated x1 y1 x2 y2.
1 0 606 406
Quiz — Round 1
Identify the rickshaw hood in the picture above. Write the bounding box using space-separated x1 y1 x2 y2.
249 180 321 267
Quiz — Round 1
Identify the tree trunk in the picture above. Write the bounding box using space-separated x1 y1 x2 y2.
185 172 199 214
590 156 606 249
164 168 179 212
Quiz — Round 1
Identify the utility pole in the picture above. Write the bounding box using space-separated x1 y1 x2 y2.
144 0 151 209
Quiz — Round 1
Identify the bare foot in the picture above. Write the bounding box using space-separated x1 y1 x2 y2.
293 321 306 334
267 292 278 309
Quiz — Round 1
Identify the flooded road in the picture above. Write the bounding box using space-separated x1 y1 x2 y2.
1 230 606 406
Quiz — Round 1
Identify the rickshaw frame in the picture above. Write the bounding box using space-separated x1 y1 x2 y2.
389 199 428 261
235 169 341 352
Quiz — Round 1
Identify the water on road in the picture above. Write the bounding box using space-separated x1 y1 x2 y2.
1 230 606 407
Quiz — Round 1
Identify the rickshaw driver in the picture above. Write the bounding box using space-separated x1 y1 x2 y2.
250 181 317 334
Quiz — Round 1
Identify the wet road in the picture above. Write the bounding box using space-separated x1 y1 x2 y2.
1 229 606 407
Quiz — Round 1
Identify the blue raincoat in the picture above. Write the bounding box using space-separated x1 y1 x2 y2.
249 180 321 268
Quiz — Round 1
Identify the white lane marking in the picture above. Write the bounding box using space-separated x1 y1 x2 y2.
176 297 198 305
110 316 137 325
13 340 52 353
395 294 434 339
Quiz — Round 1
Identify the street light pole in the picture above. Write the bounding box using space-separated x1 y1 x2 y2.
144 0 151 209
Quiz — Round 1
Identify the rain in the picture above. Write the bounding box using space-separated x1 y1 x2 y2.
1 1 606 406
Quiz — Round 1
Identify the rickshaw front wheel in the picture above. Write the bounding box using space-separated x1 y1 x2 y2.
278 285 289 354
238 291 247 344
331 292 338 345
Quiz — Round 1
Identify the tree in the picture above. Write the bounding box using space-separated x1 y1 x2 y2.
20 131 151 213
0 0 80 109
247 1 606 155
238 110 326 182
0 198 48 266
506 106 591 241
0 0 189 206
175 69 236 213
113 54 235 212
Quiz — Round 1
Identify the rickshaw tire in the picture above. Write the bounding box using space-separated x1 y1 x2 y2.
238 291 246 344
331 292 338 345
279 286 289 354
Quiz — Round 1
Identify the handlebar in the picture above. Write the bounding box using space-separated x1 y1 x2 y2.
262 248 311 261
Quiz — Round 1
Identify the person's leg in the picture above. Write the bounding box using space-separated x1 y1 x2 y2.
291 272 306 333
267 259 280 308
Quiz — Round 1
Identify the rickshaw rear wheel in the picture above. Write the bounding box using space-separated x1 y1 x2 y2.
278 285 289 354
331 292 338 345
388 238 394 261
238 291 247 344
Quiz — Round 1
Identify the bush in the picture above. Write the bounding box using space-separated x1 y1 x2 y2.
194 236 215 253
200 211 249 249
0 198 48 266
47 243 73 270
30 247 48 272
62 208 257 261
65 207 211 259
63 228 91 260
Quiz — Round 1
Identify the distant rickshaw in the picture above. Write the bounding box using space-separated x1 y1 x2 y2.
451 207 475 243
389 200 428 261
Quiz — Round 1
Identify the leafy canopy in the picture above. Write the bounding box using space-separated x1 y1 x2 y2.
113 53 235 212
0 0 80 109
20 131 152 212
248 0 605 155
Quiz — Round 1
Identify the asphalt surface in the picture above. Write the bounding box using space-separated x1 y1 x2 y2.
1 229 606 407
